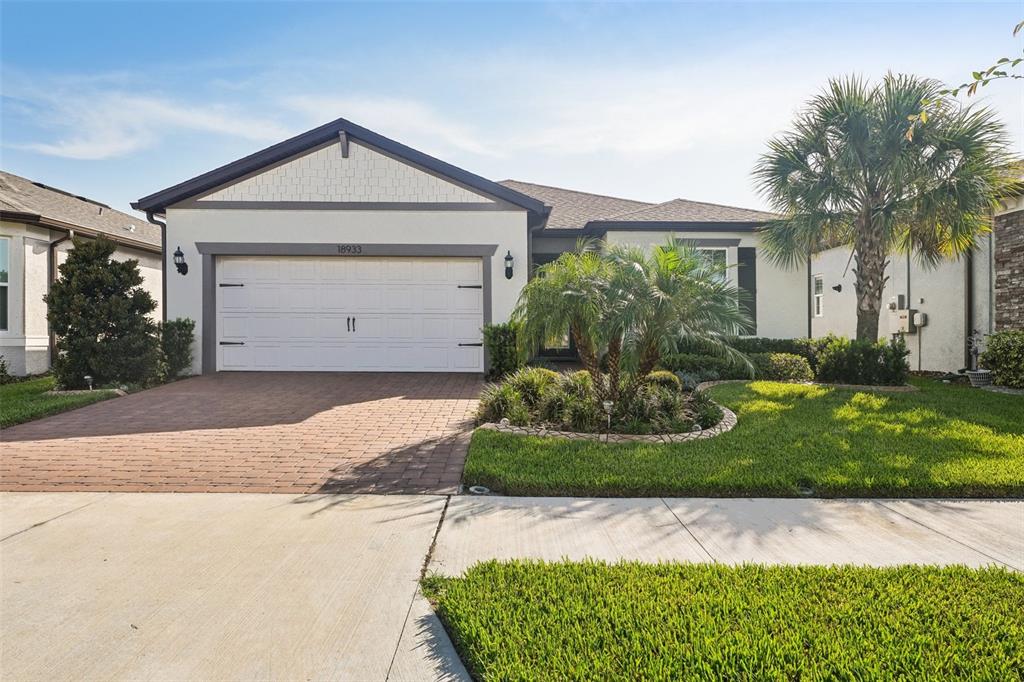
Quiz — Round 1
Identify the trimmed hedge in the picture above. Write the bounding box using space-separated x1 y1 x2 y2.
981 330 1024 389
750 352 813 382
816 336 909 386
482 322 522 380
675 336 830 371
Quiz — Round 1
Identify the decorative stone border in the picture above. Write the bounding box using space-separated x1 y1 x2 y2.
45 388 126 397
478 403 737 444
696 379 918 393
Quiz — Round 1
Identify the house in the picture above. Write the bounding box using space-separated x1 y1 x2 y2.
1 172 163 376
810 179 1023 373
132 117 809 375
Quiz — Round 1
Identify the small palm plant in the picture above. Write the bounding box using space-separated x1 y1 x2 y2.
754 73 1011 341
513 238 750 408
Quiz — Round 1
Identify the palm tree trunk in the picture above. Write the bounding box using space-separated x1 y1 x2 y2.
852 215 889 342
570 323 604 396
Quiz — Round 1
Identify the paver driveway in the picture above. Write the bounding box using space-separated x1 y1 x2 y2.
1 372 481 494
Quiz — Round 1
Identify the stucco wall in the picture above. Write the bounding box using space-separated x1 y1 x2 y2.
811 242 994 372
165 207 529 374
604 230 808 339
0 219 162 375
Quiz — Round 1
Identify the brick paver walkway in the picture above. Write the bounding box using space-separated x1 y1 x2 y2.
1 373 481 494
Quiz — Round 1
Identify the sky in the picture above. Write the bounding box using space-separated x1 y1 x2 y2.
1 1 1022 215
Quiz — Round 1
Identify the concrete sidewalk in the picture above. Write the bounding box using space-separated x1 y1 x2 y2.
429 496 1024 576
1 492 468 682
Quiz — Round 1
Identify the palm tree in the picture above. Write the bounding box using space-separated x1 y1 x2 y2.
754 74 1011 341
513 238 750 406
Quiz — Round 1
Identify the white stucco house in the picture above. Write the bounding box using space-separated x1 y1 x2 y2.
0 172 162 376
132 117 810 376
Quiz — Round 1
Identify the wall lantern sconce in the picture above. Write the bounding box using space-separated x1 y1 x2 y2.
831 284 842 293
504 250 514 280
173 246 189 275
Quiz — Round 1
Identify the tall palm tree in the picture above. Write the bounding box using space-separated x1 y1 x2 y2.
753 74 1011 341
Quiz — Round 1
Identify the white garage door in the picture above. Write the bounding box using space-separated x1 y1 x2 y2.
216 256 484 372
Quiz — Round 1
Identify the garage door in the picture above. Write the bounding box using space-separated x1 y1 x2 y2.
216 256 484 372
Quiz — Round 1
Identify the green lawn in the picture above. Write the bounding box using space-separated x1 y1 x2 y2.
0 376 118 428
465 378 1024 498
424 561 1023 681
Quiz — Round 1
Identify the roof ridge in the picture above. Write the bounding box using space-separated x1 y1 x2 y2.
500 179 655 206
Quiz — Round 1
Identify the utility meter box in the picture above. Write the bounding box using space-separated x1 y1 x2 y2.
913 311 928 328
895 308 918 334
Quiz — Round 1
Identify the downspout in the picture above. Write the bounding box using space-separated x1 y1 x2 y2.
964 249 974 370
806 255 812 338
145 211 168 323
47 230 74 362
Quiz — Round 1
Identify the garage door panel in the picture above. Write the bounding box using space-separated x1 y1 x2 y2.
216 256 483 372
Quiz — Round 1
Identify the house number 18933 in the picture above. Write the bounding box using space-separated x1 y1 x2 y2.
336 244 363 254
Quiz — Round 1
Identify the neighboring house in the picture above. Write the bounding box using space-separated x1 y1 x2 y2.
133 117 809 376
811 181 1023 373
0 171 162 375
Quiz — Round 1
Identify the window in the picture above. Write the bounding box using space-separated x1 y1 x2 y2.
697 248 728 282
813 274 824 317
0 237 8 331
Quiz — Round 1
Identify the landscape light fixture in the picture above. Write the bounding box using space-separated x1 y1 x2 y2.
173 246 189 275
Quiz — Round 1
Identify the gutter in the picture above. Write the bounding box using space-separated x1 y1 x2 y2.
0 210 161 254
145 211 168 323
47 230 74 362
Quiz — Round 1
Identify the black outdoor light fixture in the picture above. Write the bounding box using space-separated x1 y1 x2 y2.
832 284 842 293
173 246 188 275
504 250 514 279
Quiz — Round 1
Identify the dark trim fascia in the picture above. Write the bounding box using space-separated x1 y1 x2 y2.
178 200 518 212
198 242 496 375
0 210 162 254
195 242 498 257
132 116 548 220
585 220 765 234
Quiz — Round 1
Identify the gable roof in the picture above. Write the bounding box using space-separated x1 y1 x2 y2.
0 171 161 251
501 180 776 231
498 180 653 230
133 117 549 224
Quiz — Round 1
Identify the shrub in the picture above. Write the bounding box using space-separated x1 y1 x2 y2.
505 366 560 410
816 336 909 386
158 318 195 381
661 353 752 381
0 355 13 385
750 352 813 382
483 322 521 380
690 389 724 429
477 383 530 425
980 330 1024 389
645 370 682 392
675 336 830 372
46 237 159 389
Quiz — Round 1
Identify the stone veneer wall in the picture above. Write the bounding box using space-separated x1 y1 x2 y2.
994 209 1023 331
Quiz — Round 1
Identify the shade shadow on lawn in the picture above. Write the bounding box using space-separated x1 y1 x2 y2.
463 379 1024 497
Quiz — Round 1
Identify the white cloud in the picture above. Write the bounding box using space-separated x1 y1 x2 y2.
6 77 291 160
280 94 501 158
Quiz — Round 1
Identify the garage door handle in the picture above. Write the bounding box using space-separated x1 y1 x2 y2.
457 285 482 289
219 341 245 346
347 317 350 332
458 342 483 347
218 283 244 287
352 317 356 332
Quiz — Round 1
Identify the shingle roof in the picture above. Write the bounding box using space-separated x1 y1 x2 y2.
498 180 654 230
500 179 775 229
604 198 777 223
1 170 160 248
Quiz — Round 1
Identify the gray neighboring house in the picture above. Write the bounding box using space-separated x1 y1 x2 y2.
0 171 163 376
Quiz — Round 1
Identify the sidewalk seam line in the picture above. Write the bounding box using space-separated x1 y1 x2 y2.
385 494 451 681
1 493 117 543
876 501 1015 570
660 498 715 562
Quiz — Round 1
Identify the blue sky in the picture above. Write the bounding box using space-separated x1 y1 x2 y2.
2 1 1021 214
